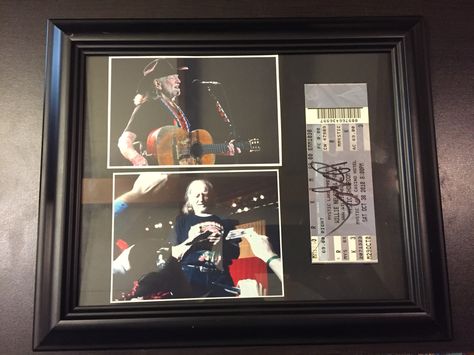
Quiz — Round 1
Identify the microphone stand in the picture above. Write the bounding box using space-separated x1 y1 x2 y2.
204 85 240 163
204 85 236 140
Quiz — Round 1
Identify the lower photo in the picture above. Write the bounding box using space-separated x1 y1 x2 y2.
111 170 283 302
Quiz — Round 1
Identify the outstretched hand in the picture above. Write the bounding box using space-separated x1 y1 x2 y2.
119 172 168 204
244 233 283 282
243 233 277 263
131 172 168 195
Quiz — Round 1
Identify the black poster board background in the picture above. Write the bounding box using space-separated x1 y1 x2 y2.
278 53 406 300
1 2 473 354
80 51 406 305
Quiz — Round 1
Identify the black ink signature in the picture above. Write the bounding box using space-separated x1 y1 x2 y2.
309 161 360 235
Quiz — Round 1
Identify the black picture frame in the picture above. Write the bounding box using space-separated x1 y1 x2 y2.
34 18 450 350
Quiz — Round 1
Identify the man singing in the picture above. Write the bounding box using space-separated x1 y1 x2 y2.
117 58 239 166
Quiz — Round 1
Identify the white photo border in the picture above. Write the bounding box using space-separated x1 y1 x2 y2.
107 55 282 169
110 169 284 303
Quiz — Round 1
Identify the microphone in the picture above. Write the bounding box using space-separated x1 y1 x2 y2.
192 79 221 85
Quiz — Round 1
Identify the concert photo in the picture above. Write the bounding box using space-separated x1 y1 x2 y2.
108 56 281 168
111 170 283 302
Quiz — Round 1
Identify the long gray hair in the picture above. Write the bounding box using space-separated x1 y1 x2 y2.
182 179 215 214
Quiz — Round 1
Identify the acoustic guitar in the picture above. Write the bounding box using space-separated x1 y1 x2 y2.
146 126 260 165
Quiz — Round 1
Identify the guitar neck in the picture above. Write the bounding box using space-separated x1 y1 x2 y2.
201 142 249 155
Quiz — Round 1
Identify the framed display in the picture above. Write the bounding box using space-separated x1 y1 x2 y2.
34 18 451 350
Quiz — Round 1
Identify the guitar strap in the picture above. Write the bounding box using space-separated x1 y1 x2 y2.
160 97 191 132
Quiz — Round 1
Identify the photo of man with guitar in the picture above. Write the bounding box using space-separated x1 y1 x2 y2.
109 56 281 167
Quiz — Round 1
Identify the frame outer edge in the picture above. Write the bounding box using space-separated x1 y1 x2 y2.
33 20 72 350
33 17 452 349
410 19 452 337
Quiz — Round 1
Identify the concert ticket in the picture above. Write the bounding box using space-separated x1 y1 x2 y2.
305 83 378 263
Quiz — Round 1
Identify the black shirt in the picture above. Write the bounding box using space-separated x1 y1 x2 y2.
173 213 240 268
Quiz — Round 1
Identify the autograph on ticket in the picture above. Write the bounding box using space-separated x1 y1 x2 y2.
305 83 378 263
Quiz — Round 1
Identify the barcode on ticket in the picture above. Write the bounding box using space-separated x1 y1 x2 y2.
306 107 369 125
311 235 378 263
